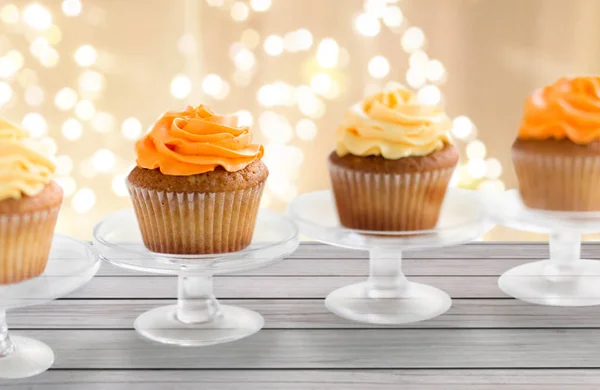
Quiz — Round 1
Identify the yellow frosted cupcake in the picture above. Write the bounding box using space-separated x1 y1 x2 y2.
329 86 459 231
0 118 63 284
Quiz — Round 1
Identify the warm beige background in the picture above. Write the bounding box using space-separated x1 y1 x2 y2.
3 0 600 241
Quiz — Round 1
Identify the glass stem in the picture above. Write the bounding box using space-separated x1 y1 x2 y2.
366 248 408 298
549 231 581 265
0 310 15 358
176 273 221 324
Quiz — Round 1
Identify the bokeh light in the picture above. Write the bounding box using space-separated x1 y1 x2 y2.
467 158 487 179
230 2 249 21
22 4 52 30
485 158 503 179
368 56 390 79
202 73 224 96
75 99 96 120
426 59 446 82
62 0 82 16
250 0 271 12
61 118 83 141
22 113 47 137
121 117 143 140
264 35 284 56
234 48 256 71
401 27 426 52
296 118 317 141
311 73 332 95
72 188 96 213
74 45 97 67
241 29 260 49
295 29 313 50
417 85 441 105
170 74 192 99
92 148 116 173
355 13 381 37
452 116 475 139
316 38 339 69
236 110 253 127
382 5 403 27
0 4 19 24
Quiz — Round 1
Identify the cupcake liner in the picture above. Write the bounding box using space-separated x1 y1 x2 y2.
513 148 600 211
329 163 455 231
0 206 60 285
128 181 265 254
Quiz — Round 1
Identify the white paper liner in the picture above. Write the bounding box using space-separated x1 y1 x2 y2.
128 181 265 254
328 163 455 231
513 148 600 211
0 206 60 284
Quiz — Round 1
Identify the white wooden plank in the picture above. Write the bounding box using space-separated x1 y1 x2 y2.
4 369 600 390
93 242 600 277
8 299 600 329
6 329 600 369
94 242 561 264
64 276 504 299
281 242 600 259
95 258 533 277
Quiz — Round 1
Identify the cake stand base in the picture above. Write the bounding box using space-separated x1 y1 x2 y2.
134 305 265 346
325 281 452 325
498 259 600 306
0 336 54 379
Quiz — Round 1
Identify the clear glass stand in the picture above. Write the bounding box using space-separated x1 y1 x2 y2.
489 190 600 306
93 209 299 346
288 188 490 325
0 236 99 378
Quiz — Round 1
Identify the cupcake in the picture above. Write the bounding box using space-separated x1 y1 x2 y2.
513 76 600 211
0 118 62 284
128 105 268 255
329 86 459 231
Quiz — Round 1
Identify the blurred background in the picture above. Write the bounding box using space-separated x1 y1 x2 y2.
1 0 598 240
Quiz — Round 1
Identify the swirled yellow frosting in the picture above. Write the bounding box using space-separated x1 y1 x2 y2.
0 118 56 201
336 87 452 159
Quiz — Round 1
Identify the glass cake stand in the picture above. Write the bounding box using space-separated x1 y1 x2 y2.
287 188 490 325
488 189 600 306
93 209 299 346
0 235 100 379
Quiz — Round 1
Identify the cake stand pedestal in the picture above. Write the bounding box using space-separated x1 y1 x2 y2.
288 188 491 325
0 236 99 378
489 189 600 306
93 209 299 346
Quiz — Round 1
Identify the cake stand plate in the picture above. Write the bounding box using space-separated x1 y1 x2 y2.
288 188 491 325
93 209 299 346
487 189 600 306
0 235 100 379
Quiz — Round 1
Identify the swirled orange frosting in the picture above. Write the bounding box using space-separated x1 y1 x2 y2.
336 86 452 159
518 76 600 144
136 105 264 176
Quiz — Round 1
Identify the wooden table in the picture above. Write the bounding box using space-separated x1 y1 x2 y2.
3 242 600 389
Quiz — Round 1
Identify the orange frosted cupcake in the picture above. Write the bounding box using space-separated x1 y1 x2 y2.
128 105 268 255
513 76 600 211
0 118 63 284
329 86 459 231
